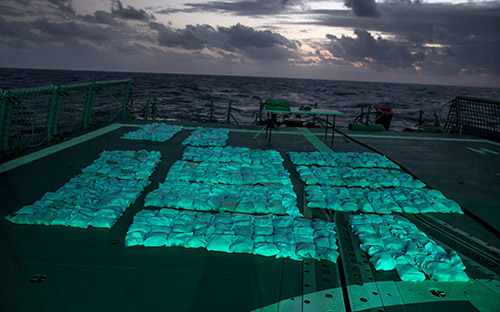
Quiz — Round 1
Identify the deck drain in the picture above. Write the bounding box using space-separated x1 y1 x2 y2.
429 288 446 298
29 274 48 283
360 297 368 302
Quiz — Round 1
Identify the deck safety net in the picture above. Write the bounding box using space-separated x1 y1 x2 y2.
0 80 132 156
444 96 500 142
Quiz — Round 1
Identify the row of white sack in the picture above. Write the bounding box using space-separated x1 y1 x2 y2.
181 127 230 147
288 151 400 169
6 174 149 229
165 160 293 186
81 150 162 181
182 146 284 165
145 182 301 217
125 208 339 263
348 214 469 282
296 166 426 188
306 186 462 214
121 123 183 142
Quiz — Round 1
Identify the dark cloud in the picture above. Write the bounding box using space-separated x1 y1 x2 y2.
32 18 110 42
326 29 424 70
161 0 378 17
150 22 298 62
47 0 75 16
111 0 154 21
149 23 214 50
0 15 43 48
0 0 498 85
309 2 500 77
157 0 303 16
345 0 382 18
82 10 119 26
0 3 26 17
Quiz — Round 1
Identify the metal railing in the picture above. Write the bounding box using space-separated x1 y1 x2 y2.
140 96 243 125
0 79 132 154
444 96 500 142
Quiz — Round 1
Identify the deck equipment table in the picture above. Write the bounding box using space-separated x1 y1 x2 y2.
264 107 343 146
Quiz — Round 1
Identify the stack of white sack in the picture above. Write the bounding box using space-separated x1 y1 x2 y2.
183 146 283 165
305 186 462 214
288 151 400 169
182 127 230 147
348 214 469 282
82 150 161 180
145 182 301 216
165 160 292 185
126 208 339 262
121 123 183 142
6 150 161 229
296 166 426 188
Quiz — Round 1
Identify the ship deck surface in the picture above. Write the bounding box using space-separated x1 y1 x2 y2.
1 121 499 312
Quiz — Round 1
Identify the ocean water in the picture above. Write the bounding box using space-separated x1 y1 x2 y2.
1 67 499 131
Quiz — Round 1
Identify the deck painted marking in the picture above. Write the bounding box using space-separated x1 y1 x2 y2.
318 132 500 147
297 127 333 153
466 147 499 155
0 123 126 173
3 121 497 173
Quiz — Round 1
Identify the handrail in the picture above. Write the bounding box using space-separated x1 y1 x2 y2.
0 79 133 154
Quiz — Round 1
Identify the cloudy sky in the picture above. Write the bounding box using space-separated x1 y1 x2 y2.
1 0 499 87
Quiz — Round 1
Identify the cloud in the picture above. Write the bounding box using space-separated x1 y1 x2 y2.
309 2 500 76
149 23 214 50
326 29 424 70
47 0 75 16
344 0 382 18
0 0 499 86
32 18 111 42
82 10 118 26
150 22 299 62
157 0 304 16
0 3 27 17
111 0 154 21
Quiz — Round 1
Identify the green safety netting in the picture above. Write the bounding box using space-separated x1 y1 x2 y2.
182 127 229 147
121 123 183 142
348 214 469 282
288 151 400 169
305 186 462 214
145 182 300 216
126 209 339 262
5 150 160 229
296 166 426 188
183 146 284 165
165 160 292 185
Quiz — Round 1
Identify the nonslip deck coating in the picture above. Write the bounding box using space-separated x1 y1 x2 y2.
0 122 499 312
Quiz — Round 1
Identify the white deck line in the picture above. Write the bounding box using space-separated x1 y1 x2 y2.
2 122 498 173
0 123 139 173
318 132 500 147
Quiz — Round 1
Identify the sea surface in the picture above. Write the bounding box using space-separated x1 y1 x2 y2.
1 67 500 131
